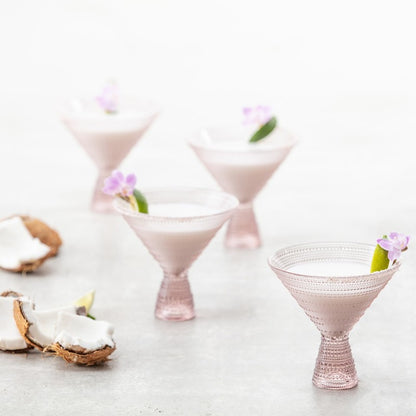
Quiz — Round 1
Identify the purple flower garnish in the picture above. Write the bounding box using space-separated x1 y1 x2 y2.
377 232 410 262
243 105 272 126
96 83 118 114
102 170 136 197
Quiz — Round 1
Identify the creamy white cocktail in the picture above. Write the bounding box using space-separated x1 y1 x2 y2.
287 260 389 336
115 188 238 321
189 126 296 248
61 96 159 213
132 202 224 275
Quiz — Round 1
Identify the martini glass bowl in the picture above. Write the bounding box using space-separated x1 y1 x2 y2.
188 126 296 249
114 187 238 321
61 97 159 213
268 242 400 390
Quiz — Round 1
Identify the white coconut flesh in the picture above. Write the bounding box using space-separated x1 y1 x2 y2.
54 312 115 352
19 299 79 349
0 297 27 351
0 217 50 269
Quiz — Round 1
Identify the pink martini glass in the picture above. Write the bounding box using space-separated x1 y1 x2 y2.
114 187 238 321
61 97 159 213
269 242 400 390
188 126 296 249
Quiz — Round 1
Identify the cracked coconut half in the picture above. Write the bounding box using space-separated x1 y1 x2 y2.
13 298 80 351
50 312 115 366
0 291 31 352
14 298 115 365
0 216 62 272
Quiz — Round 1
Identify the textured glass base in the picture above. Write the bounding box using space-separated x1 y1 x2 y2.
91 169 115 213
269 242 400 390
225 202 261 249
313 335 358 390
155 273 195 321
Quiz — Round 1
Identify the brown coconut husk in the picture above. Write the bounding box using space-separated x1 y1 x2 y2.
1 291 23 298
49 343 115 366
0 292 32 353
1 215 62 273
20 216 62 257
13 299 45 351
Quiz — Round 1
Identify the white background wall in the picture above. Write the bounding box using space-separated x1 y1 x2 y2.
1 1 415 240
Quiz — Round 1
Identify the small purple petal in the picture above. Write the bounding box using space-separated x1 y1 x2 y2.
106 176 120 187
96 83 118 113
125 173 137 188
102 184 118 195
387 248 401 262
102 177 120 193
377 239 393 251
112 170 124 182
103 178 122 195
242 108 253 125
242 105 273 126
389 232 410 250
103 182 116 193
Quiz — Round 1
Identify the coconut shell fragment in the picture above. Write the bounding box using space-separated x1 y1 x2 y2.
20 216 62 257
1 290 23 298
13 299 43 351
0 216 62 273
49 343 115 366
0 292 32 352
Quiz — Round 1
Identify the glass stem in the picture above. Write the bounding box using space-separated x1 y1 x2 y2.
313 334 358 390
155 271 195 321
91 168 115 213
225 201 261 249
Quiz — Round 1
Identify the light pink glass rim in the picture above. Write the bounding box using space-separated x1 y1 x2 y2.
186 127 298 153
59 96 161 122
268 241 401 280
113 187 239 223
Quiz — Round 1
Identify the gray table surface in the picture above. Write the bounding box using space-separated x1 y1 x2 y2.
0 104 415 415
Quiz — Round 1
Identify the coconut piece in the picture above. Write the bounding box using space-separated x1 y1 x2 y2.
0 292 31 352
0 216 57 273
50 312 115 366
13 298 79 351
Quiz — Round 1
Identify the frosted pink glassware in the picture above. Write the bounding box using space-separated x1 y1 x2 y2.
188 127 296 249
114 188 238 321
61 97 159 213
269 242 400 390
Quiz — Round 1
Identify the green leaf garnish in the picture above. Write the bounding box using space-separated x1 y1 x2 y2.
370 235 389 272
87 313 96 320
249 116 278 143
133 189 148 214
